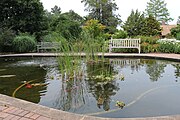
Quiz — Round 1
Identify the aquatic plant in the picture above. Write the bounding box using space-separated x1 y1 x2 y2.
56 31 117 111
57 30 108 80
116 101 125 109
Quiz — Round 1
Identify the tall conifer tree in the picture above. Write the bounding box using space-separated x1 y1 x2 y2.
145 0 173 24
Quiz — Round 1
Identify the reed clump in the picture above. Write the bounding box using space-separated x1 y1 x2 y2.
57 31 108 80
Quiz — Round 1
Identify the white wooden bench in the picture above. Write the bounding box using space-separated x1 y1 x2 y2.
109 38 141 54
37 42 61 52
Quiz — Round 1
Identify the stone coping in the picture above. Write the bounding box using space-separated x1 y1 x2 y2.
0 53 179 62
1 94 180 120
0 53 180 120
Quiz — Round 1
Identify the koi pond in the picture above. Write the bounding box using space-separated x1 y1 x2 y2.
0 57 180 118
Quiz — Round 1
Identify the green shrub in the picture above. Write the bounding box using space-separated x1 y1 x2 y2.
0 28 15 52
42 32 66 42
176 32 180 40
133 36 159 53
171 25 180 37
174 43 180 53
112 30 128 39
102 33 111 40
157 41 180 54
141 42 159 53
12 35 37 53
136 36 159 44
141 43 149 53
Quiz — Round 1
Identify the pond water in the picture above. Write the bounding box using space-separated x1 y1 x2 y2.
0 57 180 118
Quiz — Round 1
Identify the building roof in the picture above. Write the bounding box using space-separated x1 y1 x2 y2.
161 25 177 36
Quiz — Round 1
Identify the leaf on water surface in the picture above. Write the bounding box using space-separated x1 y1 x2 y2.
0 75 16 78
31 83 49 86
0 69 6 72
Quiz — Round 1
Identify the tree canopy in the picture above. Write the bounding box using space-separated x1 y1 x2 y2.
0 0 48 40
51 5 61 14
45 8 84 41
141 15 161 36
122 10 145 37
83 19 106 39
81 0 121 33
122 10 161 37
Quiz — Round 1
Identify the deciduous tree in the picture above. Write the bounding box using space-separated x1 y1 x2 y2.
0 0 48 40
83 19 105 38
46 8 83 40
81 0 121 33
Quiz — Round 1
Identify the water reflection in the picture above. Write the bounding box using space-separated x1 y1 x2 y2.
110 59 141 74
0 57 47 103
44 62 90 112
143 59 166 81
173 64 180 80
60 77 88 111
110 59 171 82
0 57 180 118
86 61 120 111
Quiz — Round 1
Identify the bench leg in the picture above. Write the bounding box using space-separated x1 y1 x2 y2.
109 46 112 53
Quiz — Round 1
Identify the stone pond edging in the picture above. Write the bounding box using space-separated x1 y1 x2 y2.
1 94 180 120
0 53 179 61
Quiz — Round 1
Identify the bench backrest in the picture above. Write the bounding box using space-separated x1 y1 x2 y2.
109 38 141 53
110 38 140 48
37 42 61 52
38 42 60 48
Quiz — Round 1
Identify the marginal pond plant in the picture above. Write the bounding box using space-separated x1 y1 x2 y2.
55 31 121 111
57 31 111 81
55 32 124 111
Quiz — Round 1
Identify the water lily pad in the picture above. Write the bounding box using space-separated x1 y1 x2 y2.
116 101 125 109
0 75 16 78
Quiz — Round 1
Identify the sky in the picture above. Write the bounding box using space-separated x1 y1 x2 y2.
40 0 180 25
